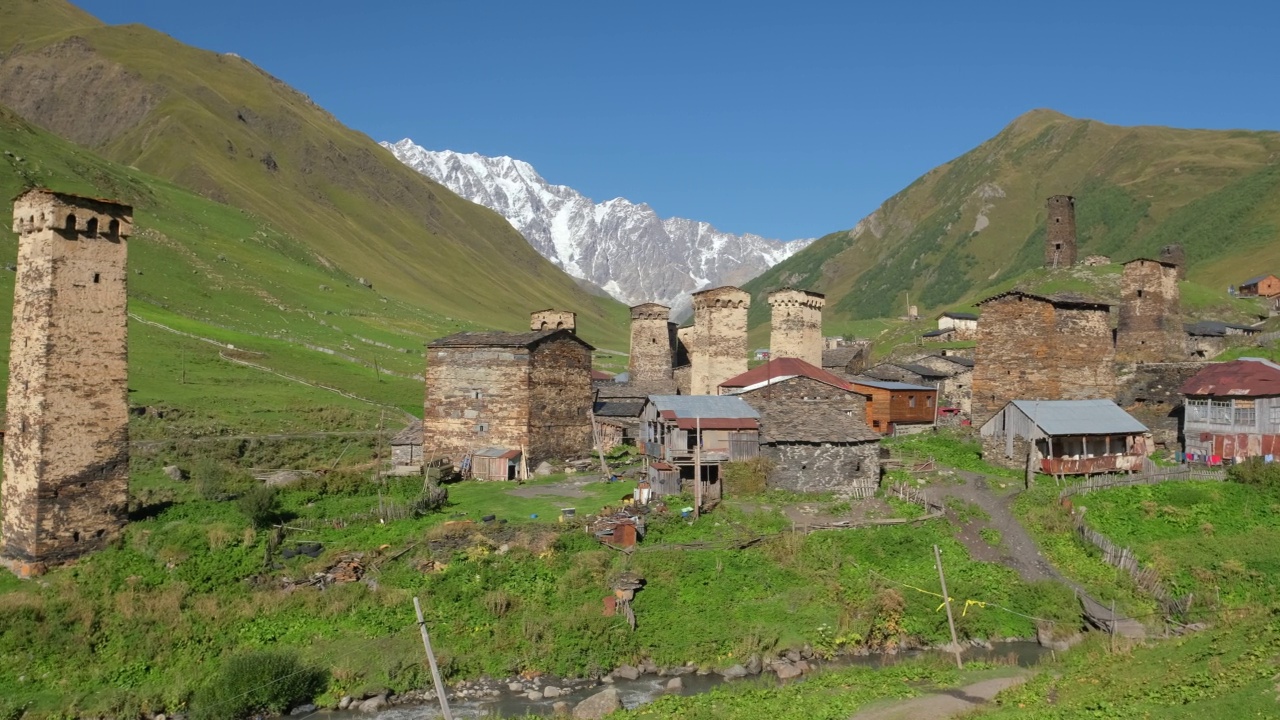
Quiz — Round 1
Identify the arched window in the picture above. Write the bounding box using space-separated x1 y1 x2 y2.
65 213 77 232
86 217 99 236
108 219 120 240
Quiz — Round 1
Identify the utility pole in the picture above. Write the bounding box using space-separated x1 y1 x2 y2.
413 597 454 720
933 544 962 669
693 416 702 520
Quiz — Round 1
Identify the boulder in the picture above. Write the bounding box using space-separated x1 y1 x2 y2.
745 654 762 675
356 694 388 713
526 690 544 701
718 664 748 680
289 704 317 716
543 685 562 698
572 687 622 719
337 697 353 710
1037 626 1084 652
774 662 802 680
785 650 801 663
613 664 640 680
552 701 571 715
508 682 525 692
639 658 658 674
665 677 683 692
163 465 186 481
535 461 555 477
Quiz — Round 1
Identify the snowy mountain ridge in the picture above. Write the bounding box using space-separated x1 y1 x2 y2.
382 139 812 314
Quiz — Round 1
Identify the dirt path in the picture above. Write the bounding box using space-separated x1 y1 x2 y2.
850 673 1029 720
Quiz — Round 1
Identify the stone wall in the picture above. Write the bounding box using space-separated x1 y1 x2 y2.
1045 195 1077 268
424 345 532 460
1115 362 1208 451
768 288 824 367
981 433 1033 471
1116 259 1181 363
628 303 673 384
3 189 132 570
763 442 881 498
527 337 593 463
1159 244 1186 280
971 293 1115 425
690 286 749 395
738 376 868 419
529 309 575 332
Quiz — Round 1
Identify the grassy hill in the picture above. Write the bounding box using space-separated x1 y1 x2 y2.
745 109 1280 328
0 0 628 351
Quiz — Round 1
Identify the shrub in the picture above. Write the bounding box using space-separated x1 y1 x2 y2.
191 650 326 720
1227 457 1280 489
236 485 281 529
722 457 775 496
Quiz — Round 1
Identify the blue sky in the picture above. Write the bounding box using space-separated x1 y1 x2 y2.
78 0 1280 240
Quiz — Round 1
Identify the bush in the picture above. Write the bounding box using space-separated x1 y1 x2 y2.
722 457 775 496
1227 457 1280 489
236 485 281 528
191 650 327 720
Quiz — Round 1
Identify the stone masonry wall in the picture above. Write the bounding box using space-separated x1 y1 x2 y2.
424 346 532 460
1045 195 1077 268
527 336 593 464
738 376 868 419
690 286 749 395
768 289 824 367
530 309 576 333
1115 260 1181 363
1115 362 1208 451
628 303 673 384
971 294 1115 425
763 442 880 498
3 190 132 569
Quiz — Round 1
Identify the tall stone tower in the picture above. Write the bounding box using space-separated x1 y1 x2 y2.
767 288 825 367
1115 258 1182 363
530 309 575 333
689 286 750 395
1159 244 1187 280
628 303 674 384
1045 195 1077 269
3 189 132 575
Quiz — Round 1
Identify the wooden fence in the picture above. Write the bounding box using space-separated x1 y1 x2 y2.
1059 466 1228 500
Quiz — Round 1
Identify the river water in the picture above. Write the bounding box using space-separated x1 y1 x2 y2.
320 642 1051 719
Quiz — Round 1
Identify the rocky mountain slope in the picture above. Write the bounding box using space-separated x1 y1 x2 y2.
744 109 1280 326
384 141 811 314
0 0 628 349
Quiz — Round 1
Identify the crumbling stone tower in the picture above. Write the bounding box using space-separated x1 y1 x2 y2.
1115 258 1182 363
1159 244 1187 280
530 309 575 333
628 303 674 383
768 288 825 367
689 286 750 395
1044 195 1077 269
2 189 132 575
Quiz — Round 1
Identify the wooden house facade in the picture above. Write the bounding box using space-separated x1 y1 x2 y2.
1181 358 1280 462
847 379 937 434
640 395 760 508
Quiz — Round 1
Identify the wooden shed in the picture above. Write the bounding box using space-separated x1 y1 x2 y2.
468 447 522 481
980 399 1151 475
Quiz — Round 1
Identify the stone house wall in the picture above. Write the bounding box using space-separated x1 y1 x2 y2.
763 442 881 498
737 376 869 421
628 303 673 384
527 337 593 463
1115 260 1181 363
424 346 532 460
3 190 132 570
1115 362 1208 451
971 293 1116 425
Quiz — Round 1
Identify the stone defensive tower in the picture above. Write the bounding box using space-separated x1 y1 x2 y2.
3 188 132 575
1159 244 1187 280
1115 258 1182 363
530 309 575 333
1045 195 1077 269
628 303 674 384
767 288 825 367
689 286 750 395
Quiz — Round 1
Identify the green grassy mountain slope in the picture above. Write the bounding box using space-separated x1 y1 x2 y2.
745 109 1280 326
0 0 627 349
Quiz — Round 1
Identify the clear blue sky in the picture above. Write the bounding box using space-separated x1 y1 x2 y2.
78 0 1280 240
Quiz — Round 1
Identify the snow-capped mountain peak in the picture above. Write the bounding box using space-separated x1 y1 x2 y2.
382 139 812 313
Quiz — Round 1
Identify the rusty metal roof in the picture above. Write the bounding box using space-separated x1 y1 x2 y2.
1180 358 1280 397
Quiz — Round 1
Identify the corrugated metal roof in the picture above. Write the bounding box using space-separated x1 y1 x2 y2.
1180 358 1280 397
1240 275 1275 287
1009 399 1148 436
849 378 937 391
473 447 520 458
649 395 760 419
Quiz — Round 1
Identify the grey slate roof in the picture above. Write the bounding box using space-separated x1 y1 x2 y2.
391 419 422 446
849 378 937 391
428 328 593 350
922 329 953 338
649 395 759 419
1009 399 1148 436
822 346 865 368
1184 320 1261 337
755 401 881 444
596 380 677 399
941 311 979 320
897 363 950 379
594 399 646 418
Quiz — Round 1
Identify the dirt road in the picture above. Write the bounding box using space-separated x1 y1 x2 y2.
849 672 1029 720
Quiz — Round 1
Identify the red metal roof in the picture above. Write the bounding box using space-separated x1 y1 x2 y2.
1180 358 1280 397
591 370 615 381
675 417 758 430
650 461 674 471
719 357 853 391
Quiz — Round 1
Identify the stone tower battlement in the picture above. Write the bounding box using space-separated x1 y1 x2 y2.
3 188 132 576
628 302 674 383
530 309 576 333
768 288 825 367
689 286 749 395
1159 244 1187 280
1045 195 1077 269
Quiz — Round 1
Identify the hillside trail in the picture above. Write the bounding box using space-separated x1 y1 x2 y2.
848 672 1030 720
930 468 1145 639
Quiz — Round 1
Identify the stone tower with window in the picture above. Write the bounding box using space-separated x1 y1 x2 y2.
628 302 674 384
2 188 132 576
768 288 825 367
1115 257 1182 363
689 286 750 395
1044 195 1077 268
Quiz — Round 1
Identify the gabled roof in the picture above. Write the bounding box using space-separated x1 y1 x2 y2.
1123 257 1178 268
897 363 950 379
922 328 954 338
428 328 593 350
849 378 937 392
719 357 853 392
941 311 979 320
1240 274 1277 287
1005 399 1148 436
1184 321 1261 337
977 289 1111 310
934 355 974 368
1180 358 1280 397
391 419 423 446
822 345 867 368
755 401 880 444
649 395 759 429
594 399 646 418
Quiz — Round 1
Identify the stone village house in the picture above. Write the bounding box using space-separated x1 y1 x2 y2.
423 329 593 477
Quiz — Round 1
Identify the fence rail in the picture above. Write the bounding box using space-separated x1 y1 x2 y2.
1059 467 1227 499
